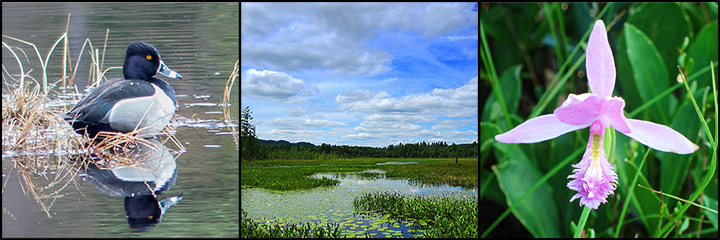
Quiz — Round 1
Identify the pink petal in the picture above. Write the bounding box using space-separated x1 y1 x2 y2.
600 97 631 133
495 114 589 143
567 122 618 210
554 93 601 125
621 119 699 154
586 20 616 98
567 151 618 209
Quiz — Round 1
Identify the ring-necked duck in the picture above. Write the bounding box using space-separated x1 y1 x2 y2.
63 42 182 137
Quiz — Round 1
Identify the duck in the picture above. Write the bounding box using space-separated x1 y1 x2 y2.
63 42 182 138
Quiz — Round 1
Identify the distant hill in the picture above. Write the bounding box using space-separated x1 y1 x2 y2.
257 139 315 147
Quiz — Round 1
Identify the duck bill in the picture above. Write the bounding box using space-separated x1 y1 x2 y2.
157 59 182 79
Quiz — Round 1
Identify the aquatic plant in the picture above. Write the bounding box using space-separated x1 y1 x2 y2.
353 191 478 238
241 208 344 238
241 165 340 190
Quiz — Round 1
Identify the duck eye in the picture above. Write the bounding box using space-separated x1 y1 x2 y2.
146 55 152 60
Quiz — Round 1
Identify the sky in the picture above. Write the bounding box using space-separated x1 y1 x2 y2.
241 2 478 148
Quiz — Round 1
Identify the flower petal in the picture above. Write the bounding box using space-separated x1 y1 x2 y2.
554 93 601 126
586 20 616 98
621 119 699 154
495 114 589 143
567 123 618 210
600 97 631 133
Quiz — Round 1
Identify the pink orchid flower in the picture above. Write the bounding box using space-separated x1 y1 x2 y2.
494 20 698 209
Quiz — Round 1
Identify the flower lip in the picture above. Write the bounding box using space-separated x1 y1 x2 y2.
567 121 618 210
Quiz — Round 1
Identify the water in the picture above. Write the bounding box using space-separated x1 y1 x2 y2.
376 162 418 165
241 169 478 238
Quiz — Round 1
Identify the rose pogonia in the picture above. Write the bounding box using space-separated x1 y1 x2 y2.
494 20 698 209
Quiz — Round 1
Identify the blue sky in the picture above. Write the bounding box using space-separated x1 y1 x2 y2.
241 2 478 147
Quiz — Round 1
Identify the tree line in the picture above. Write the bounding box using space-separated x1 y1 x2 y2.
241 106 478 160
242 137 477 160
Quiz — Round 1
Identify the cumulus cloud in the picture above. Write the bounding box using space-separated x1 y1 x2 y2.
286 105 308 116
335 89 390 103
335 76 478 118
432 76 477 101
362 114 434 123
241 69 318 104
352 121 422 134
241 2 476 76
268 118 348 130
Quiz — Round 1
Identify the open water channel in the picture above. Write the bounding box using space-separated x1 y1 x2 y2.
241 165 478 238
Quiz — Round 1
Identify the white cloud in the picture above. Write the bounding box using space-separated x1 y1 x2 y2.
241 69 318 104
377 2 478 38
335 90 390 103
241 2 476 76
336 76 478 118
268 118 348 130
431 76 478 101
362 114 434 123
352 121 422 134
286 105 308 116
431 120 459 131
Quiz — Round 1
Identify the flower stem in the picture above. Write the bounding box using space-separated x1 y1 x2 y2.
604 127 615 163
574 206 592 238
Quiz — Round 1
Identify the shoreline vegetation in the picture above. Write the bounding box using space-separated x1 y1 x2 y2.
242 136 478 161
241 158 478 238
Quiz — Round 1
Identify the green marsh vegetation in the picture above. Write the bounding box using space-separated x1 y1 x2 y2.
354 191 478 238
242 209 344 238
241 158 479 238
241 158 478 190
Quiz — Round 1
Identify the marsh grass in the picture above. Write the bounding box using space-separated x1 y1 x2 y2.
241 208 345 238
241 164 341 190
241 158 478 191
353 191 478 238
379 158 478 189
241 158 479 238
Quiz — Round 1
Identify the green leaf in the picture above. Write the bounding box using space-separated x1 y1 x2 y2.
493 143 560 238
624 23 671 124
702 195 718 229
687 20 718 89
482 64 523 121
626 3 691 79
481 122 501 166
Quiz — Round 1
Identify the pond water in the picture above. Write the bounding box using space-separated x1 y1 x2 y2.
241 170 478 238
376 162 418 165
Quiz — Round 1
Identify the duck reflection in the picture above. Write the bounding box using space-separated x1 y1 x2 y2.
80 138 183 232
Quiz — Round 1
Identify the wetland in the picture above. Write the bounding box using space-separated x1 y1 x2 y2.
241 158 478 238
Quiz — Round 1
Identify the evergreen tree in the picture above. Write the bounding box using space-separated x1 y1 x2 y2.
241 106 263 160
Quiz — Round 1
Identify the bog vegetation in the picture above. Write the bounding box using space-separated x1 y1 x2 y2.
241 158 478 238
